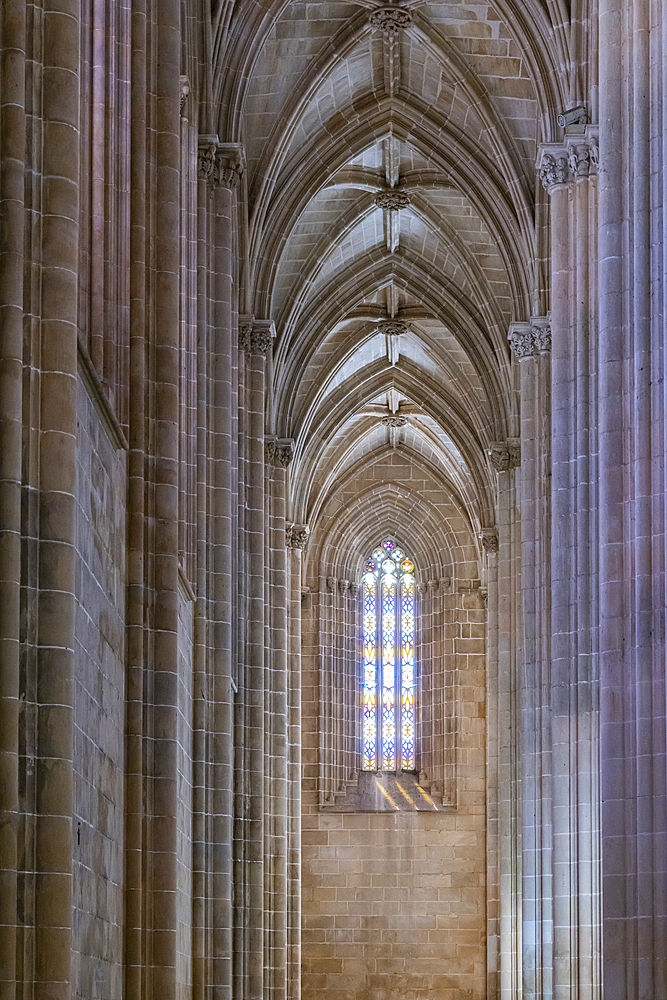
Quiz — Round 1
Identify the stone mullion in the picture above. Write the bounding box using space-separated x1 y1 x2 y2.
124 2 148 995
242 332 269 1000
0 3 26 992
210 162 240 1000
32 2 82 996
287 542 304 1000
146 1 182 994
191 157 213 1000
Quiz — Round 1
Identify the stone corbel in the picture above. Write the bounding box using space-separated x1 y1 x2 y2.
537 125 599 192
239 317 275 357
266 437 294 468
179 75 190 115
198 135 219 184
489 439 521 472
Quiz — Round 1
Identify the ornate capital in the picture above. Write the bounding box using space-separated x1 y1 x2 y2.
508 317 551 358
239 318 275 356
377 319 410 337
374 190 410 211
266 437 294 467
369 7 413 33
489 439 521 473
508 323 535 359
537 127 599 192
381 414 407 427
481 529 499 554
214 142 245 188
286 523 310 549
198 136 218 183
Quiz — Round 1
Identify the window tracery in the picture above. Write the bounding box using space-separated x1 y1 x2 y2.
362 539 415 772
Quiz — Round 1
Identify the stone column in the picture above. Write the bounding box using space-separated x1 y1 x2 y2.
286 523 308 1000
210 141 244 1000
538 129 601 1000
508 320 554 1000
487 443 522 1000
0 4 26 994
599 2 667 995
239 318 274 1000
265 437 294 1000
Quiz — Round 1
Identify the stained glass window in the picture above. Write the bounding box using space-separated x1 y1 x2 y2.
361 539 416 771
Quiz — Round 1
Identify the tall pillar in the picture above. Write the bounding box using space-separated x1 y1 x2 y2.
264 437 294 1000
487 442 522 1000
238 318 274 1000
0 3 26 995
536 127 601 1000
286 524 308 1000
599 1 667 995
508 320 553 1000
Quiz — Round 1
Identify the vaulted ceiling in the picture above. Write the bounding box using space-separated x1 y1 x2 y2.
212 0 576 563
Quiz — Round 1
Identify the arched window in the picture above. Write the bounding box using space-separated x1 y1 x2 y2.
362 539 415 771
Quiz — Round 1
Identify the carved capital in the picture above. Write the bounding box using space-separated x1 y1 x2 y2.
537 127 598 192
508 323 536 359
266 437 294 467
214 142 245 188
377 319 410 337
374 190 410 211
489 440 521 473
198 137 218 183
369 7 413 34
508 317 551 357
480 529 499 554
239 318 275 356
286 523 310 549
326 577 336 592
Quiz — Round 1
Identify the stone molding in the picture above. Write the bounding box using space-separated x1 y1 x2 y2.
369 7 413 34
265 437 294 467
374 190 410 210
286 523 310 549
508 316 551 357
537 125 599 192
239 318 275 356
198 136 245 188
377 319 410 337
489 439 521 472
480 529 499 554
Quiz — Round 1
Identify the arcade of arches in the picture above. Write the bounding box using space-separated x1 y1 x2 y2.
1 2 666 999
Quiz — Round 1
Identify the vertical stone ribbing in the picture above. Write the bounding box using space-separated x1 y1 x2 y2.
148 1 182 994
287 529 306 1000
31 4 81 998
210 145 243 1000
0 3 26 994
124 2 147 995
599 1 667 996
240 319 273 1000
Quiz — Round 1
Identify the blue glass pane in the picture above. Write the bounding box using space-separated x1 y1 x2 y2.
401 573 415 770
362 574 377 770
381 575 396 769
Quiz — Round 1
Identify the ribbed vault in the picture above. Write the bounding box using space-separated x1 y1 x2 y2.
213 0 567 570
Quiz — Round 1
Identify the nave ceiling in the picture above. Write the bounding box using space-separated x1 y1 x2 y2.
206 0 580 563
